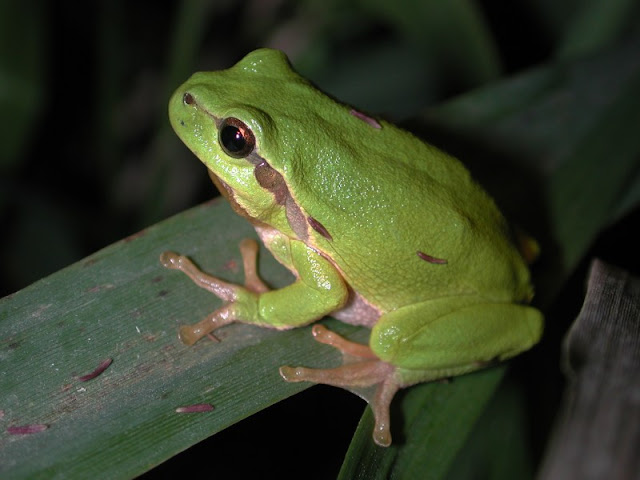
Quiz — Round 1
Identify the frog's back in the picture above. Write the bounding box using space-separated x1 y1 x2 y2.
228 54 533 313
290 118 533 313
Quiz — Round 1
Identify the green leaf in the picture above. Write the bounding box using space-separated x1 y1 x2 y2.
556 0 639 59
0 200 366 478
357 0 502 84
444 378 535 480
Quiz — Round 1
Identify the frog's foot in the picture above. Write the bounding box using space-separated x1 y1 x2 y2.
279 325 400 447
160 238 267 345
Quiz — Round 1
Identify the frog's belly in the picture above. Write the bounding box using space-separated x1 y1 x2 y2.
332 289 381 327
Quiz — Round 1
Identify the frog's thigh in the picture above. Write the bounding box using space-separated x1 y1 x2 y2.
370 298 543 373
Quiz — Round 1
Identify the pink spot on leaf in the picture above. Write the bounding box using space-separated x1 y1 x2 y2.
78 358 113 382
7 424 48 435
176 403 215 413
223 259 239 272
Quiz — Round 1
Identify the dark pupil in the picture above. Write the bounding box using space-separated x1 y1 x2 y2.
221 125 246 153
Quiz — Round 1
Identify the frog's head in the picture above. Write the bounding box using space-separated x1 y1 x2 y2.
169 49 333 230
169 48 387 242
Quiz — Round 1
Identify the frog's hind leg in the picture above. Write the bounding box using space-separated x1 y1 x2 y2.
280 325 400 446
311 324 378 359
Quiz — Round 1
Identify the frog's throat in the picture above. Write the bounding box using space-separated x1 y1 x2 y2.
207 169 257 223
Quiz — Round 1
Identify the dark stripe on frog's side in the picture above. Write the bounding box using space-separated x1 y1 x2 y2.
254 159 288 205
253 156 333 242
307 216 333 241
253 155 309 241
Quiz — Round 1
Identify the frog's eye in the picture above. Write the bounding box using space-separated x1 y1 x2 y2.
219 118 256 158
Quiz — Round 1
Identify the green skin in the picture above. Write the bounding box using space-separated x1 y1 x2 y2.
161 48 543 447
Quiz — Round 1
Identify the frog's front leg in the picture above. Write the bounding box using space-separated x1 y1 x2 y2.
160 238 349 345
160 244 259 345
161 239 267 299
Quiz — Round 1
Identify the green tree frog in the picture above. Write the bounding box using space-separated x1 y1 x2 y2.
160 48 543 447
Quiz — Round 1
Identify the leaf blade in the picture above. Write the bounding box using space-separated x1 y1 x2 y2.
0 200 365 478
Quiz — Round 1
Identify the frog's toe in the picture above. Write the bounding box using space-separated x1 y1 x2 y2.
278 365 305 382
310 324 378 359
374 422 392 447
279 355 399 446
178 324 203 346
159 251 182 269
177 305 237 345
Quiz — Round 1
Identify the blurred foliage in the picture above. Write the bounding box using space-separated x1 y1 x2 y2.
3 0 638 296
1 0 639 478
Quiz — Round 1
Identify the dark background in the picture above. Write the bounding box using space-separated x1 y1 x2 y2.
0 1 558 297
1 1 639 478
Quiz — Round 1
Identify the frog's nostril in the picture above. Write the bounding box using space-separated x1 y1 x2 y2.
183 92 195 105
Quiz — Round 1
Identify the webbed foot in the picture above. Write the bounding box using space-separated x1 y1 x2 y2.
280 325 400 446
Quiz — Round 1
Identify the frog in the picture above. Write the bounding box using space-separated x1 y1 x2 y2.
160 48 543 447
